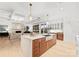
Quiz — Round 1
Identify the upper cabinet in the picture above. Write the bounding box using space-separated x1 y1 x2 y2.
32 21 63 34
33 24 39 33
33 22 49 34
49 22 63 30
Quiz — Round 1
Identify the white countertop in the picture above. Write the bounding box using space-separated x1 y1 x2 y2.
21 33 57 56
21 33 57 40
21 34 45 40
49 30 63 33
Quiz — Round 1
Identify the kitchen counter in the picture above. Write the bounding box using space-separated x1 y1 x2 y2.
49 30 63 33
21 34 46 57
21 33 56 57
21 34 45 40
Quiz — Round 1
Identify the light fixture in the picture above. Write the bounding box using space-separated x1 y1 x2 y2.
59 2 64 11
29 3 33 21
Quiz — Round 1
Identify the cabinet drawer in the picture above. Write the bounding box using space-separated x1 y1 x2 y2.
40 38 46 42
32 47 40 57
47 39 56 49
33 39 40 43
40 46 47 55
32 42 39 49
32 39 40 49
57 33 63 40
40 42 47 48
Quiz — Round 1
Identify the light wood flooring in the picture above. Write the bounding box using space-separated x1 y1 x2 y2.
0 37 23 57
41 40 76 57
0 37 76 57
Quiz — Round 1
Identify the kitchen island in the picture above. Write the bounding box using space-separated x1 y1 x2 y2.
21 34 56 57
49 30 63 41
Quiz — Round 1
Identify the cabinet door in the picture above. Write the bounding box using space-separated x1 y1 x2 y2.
47 39 56 49
40 38 46 43
33 24 39 33
32 47 40 57
47 40 51 49
57 33 63 41
32 39 40 49
52 39 56 45
40 45 47 55
39 38 46 47
32 37 47 57
39 38 47 55
32 39 40 57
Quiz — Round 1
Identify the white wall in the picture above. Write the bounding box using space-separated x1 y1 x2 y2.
62 3 78 42
0 2 79 42
29 2 79 42
0 2 27 32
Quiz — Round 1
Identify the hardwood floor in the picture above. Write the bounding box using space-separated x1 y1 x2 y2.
0 37 24 57
41 40 76 57
0 37 76 57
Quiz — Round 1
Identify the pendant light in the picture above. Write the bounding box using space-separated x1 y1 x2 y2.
29 2 32 21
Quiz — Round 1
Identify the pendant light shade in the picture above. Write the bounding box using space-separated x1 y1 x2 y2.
29 3 33 21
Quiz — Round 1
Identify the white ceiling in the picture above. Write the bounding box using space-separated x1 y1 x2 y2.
0 2 27 16
0 2 79 25
0 2 27 25
0 2 78 18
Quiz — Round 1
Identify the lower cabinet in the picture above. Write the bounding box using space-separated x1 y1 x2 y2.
32 47 40 57
40 42 47 56
32 37 56 57
57 32 63 41
47 39 56 49
32 39 40 57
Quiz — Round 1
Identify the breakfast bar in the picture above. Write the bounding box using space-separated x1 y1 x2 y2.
21 34 56 57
